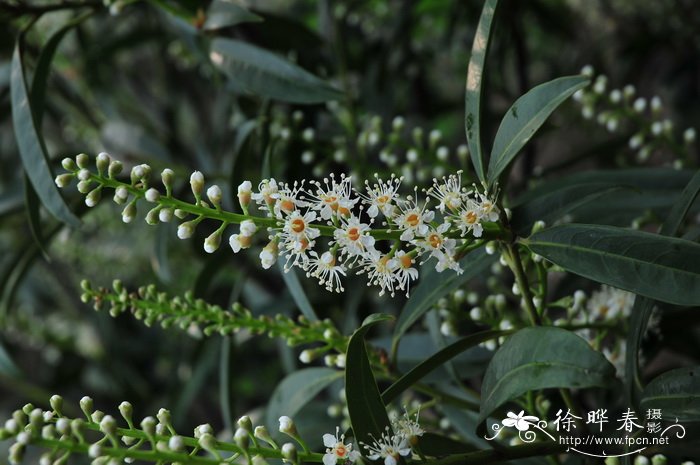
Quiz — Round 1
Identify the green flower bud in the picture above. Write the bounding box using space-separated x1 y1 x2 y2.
76 153 90 169
234 427 249 450
118 402 133 425
80 396 94 419
62 158 77 171
96 152 110 174
281 443 297 463
108 160 123 178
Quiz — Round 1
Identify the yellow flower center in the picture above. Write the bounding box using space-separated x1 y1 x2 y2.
291 218 306 233
405 213 420 227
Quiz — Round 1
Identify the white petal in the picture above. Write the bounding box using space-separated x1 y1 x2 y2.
323 434 336 448
323 453 337 465
385 456 397 465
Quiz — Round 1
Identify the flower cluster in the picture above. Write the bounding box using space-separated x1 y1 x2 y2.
361 410 424 465
0 395 322 465
573 65 695 167
56 153 503 298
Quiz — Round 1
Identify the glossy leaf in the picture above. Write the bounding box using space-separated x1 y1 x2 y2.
265 367 343 431
210 38 343 104
346 314 394 448
626 169 700 405
11 41 80 228
382 329 506 404
24 175 49 260
393 249 494 348
101 121 170 161
487 75 589 185
203 0 261 31
478 327 615 425
511 183 622 235
465 0 498 182
640 367 700 421
526 224 700 306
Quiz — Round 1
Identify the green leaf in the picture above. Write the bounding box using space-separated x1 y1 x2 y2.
11 40 80 228
478 327 615 425
393 249 494 349
382 329 506 404
487 75 589 185
265 367 343 431
465 0 498 183
23 175 49 260
640 366 700 421
203 0 262 31
626 169 700 405
511 183 622 235
101 121 171 161
278 262 318 322
346 314 394 447
210 38 343 104
526 224 700 306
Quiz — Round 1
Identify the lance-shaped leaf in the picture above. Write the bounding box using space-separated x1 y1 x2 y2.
487 75 589 186
346 314 394 448
210 38 343 104
11 41 80 228
479 327 615 425
525 224 700 306
203 0 261 31
640 367 700 421
464 0 498 183
626 169 700 405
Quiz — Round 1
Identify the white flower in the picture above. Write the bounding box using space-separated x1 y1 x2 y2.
412 222 460 273
428 172 467 213
394 191 434 241
587 285 634 320
358 252 400 297
502 410 539 432
305 174 357 220
240 220 257 237
393 251 419 297
392 409 424 441
307 251 346 293
455 199 483 237
333 216 376 258
279 211 321 268
273 181 308 218
361 174 402 219
322 427 360 465
362 429 411 465
475 191 500 222
252 179 280 209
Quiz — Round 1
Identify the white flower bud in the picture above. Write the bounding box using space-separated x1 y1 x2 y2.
623 84 635 98
580 64 594 77
62 157 77 171
198 433 216 451
436 146 449 161
4 419 18 434
278 416 296 435
651 121 663 136
86 188 101 207
335 353 346 368
16 432 30 446
279 127 291 140
42 411 53 422
406 148 419 163
281 443 297 462
80 396 94 416
238 180 252 207
593 75 607 94
96 152 110 173
140 417 156 436
78 169 91 181
108 160 123 178
392 116 405 131
229 234 252 253
237 416 252 433
629 133 644 149
174 209 187 219
56 418 71 435
240 220 257 237
581 105 594 120
207 185 222 206
168 435 184 452
469 307 482 320
76 153 89 169
204 230 222 253
54 173 73 187
190 171 205 197
292 110 303 124
234 427 249 449
572 89 584 102
77 180 92 193
194 424 213 438
254 426 272 443
177 221 195 239
299 350 313 364
609 89 622 103
122 203 137 223
156 208 171 223
145 188 160 203
301 150 314 164
440 321 456 337
156 408 171 426
41 425 54 440
633 97 647 113
259 241 278 269
118 402 133 424
606 117 618 132
650 96 662 112
99 415 117 435
114 186 129 202
684 127 696 143
512 283 520 296
89 444 102 458
635 457 650 465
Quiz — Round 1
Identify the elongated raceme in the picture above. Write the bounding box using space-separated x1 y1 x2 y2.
56 153 507 297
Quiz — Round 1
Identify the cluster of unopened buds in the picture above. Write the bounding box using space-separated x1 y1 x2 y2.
0 395 424 465
56 153 502 297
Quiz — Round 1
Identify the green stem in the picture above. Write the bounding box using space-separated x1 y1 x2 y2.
504 243 541 326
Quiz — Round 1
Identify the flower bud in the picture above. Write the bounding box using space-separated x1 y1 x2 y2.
89 444 102 458
118 401 133 424
16 431 31 446
62 158 77 171
254 425 273 445
190 171 204 198
684 127 696 144
76 153 90 169
122 202 137 223
238 181 252 208
281 443 297 463
580 64 594 77
240 220 257 237
650 96 662 112
634 457 650 465
260 240 279 269
86 188 102 207
56 418 71 435
145 188 160 203
108 160 123 178
161 168 174 191
204 230 222 253
234 427 249 450
99 415 117 435
41 425 55 440
633 97 647 113
299 349 315 364
174 209 187 219
91 410 105 423
207 185 222 206
168 435 184 452
9 442 25 465
198 433 216 451
159 208 173 223
252 456 270 465
80 396 94 418
436 146 449 161
55 173 73 187
194 424 213 438
302 128 315 142
335 353 346 368
651 455 667 465
177 221 196 239
78 180 92 194
29 408 43 427
429 129 442 146
392 116 405 132
96 152 110 174
237 416 253 433
141 416 156 436
278 416 296 435
145 207 160 225
114 186 129 204
49 395 63 415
